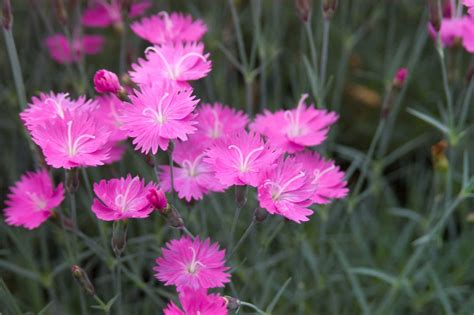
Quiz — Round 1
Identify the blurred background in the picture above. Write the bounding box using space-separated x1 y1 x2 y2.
1 0 474 314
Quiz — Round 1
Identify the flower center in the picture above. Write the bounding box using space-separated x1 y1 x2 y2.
264 171 306 201
142 93 169 125
181 154 206 178
284 93 308 138
186 247 205 275
26 192 47 211
114 177 139 212
228 145 264 173
312 165 335 185
66 120 96 157
145 47 207 80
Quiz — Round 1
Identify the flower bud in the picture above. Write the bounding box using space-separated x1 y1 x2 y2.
431 140 449 172
2 0 12 30
65 169 80 193
147 188 168 212
111 220 128 257
295 0 312 22
235 186 248 209
166 205 184 229
93 69 122 94
72 265 95 295
429 0 442 33
224 296 239 310
322 0 338 20
254 207 268 223
393 67 408 89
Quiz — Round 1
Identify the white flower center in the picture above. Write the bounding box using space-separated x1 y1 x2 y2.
228 145 264 173
66 120 96 157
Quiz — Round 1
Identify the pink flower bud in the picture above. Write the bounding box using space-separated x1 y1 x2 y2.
147 188 168 211
93 69 121 94
393 67 408 88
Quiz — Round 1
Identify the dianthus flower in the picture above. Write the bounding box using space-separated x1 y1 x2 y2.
194 103 248 145
92 175 158 221
131 11 207 45
205 131 281 188
250 94 338 153
160 137 224 202
129 42 211 88
93 69 122 94
21 92 97 132
428 17 469 47
44 33 103 64
164 288 228 315
257 156 316 223
82 0 151 28
294 151 348 204
154 236 230 291
120 82 198 154
30 110 112 169
4 170 64 229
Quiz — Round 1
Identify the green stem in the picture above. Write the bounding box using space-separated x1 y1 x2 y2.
436 33 454 128
228 219 256 259
239 301 268 314
320 19 330 98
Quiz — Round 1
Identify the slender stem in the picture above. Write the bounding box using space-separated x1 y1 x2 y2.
245 76 254 116
436 33 454 128
115 259 123 315
181 226 195 239
68 191 79 261
228 219 256 259
320 19 330 97
227 0 248 68
304 19 318 73
239 301 268 314
93 295 110 315
167 142 176 204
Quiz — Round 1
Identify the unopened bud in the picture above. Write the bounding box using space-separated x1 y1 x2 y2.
166 205 184 228
93 69 122 94
147 188 168 212
254 208 268 223
111 220 128 257
65 169 80 193
429 0 442 33
393 67 408 89
72 265 95 295
322 0 338 20
235 186 248 209
224 296 239 310
295 0 312 22
52 0 67 25
431 140 449 172
2 0 12 30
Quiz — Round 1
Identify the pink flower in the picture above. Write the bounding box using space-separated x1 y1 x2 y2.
4 170 64 230
92 175 158 221
82 0 151 28
154 236 230 291
257 156 316 223
45 33 104 64
428 17 466 46
462 18 474 52
164 288 228 315
194 103 248 144
159 138 225 202
131 11 207 45
93 69 122 94
30 110 112 169
294 151 348 204
119 83 198 154
93 95 128 142
21 92 97 132
147 188 168 211
205 131 281 188
250 94 338 153
129 42 211 88
464 0 474 17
